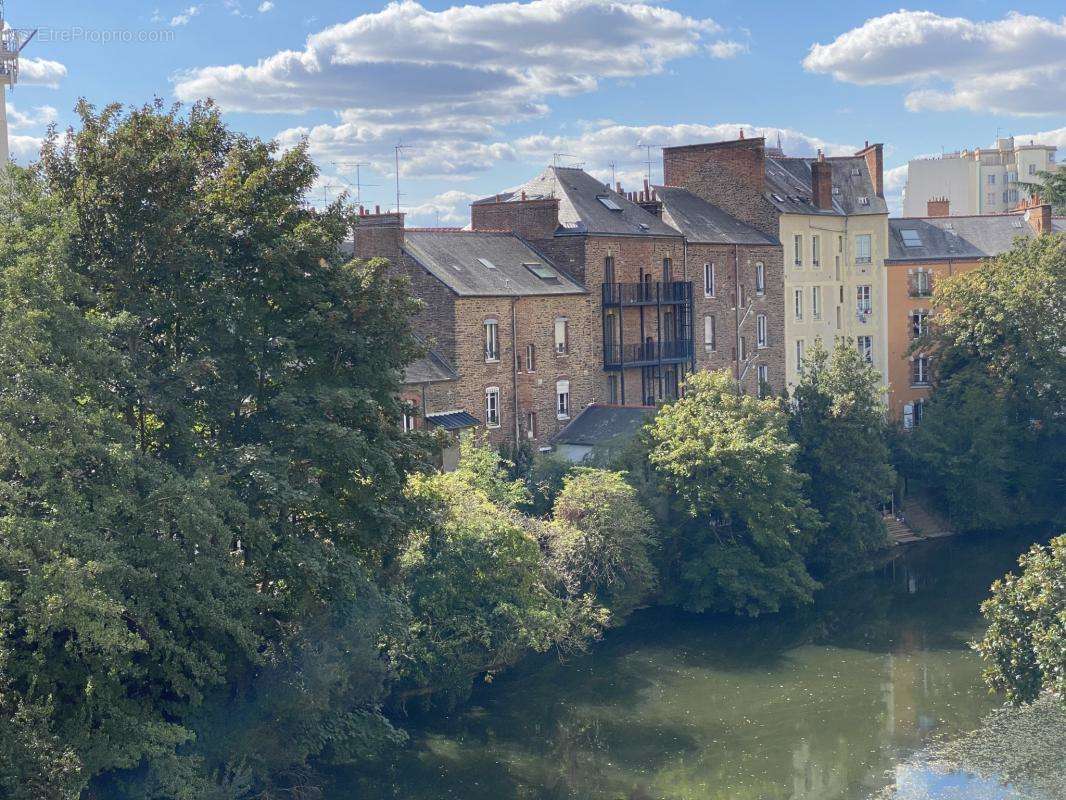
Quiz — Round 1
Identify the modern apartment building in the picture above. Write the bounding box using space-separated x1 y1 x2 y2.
884 198 1060 426
903 136 1058 217
661 136 890 389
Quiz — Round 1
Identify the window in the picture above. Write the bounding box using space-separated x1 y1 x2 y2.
1029 163 1037 175
812 235 820 267
910 269 932 297
914 399 925 427
608 374 619 404
597 195 622 211
856 285 872 315
402 408 417 433
757 364 770 397
912 356 930 386
794 288 804 321
526 343 536 372
704 315 716 351
556 380 570 419
838 235 844 254
604 255 615 285
756 313 767 348
703 262 716 297
987 192 995 205
485 387 500 428
857 335 873 363
484 319 499 362
793 234 803 267
554 318 569 355
738 336 747 362
737 284 746 309
663 257 672 283
900 229 922 247
910 310 929 340
988 174 996 185
755 262 765 295
811 286 821 320
796 339 806 373
1002 190 1009 204
855 234 872 264
478 257 497 270
526 411 536 440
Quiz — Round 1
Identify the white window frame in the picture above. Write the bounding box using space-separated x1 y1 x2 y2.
857 335 873 363
855 234 872 264
484 319 500 362
796 339 805 373
704 315 716 351
757 364 769 397
794 288 804 321
912 356 930 386
857 285 872 315
755 262 765 295
526 342 536 372
402 409 417 433
812 234 820 267
756 313 767 349
554 317 569 355
485 387 501 428
703 262 716 297
793 234 803 267
526 410 536 440
811 286 821 320
910 310 929 340
556 379 571 420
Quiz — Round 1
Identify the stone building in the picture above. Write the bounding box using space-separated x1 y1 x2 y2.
352 211 591 449
661 136 890 390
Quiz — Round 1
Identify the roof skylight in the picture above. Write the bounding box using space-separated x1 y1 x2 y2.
597 195 622 211
900 229 922 247
477 257 497 269
525 263 559 283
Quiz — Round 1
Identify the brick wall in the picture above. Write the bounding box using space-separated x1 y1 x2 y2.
352 212 405 263
471 198 560 241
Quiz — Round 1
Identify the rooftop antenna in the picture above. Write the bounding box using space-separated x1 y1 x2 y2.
394 143 410 213
608 160 617 188
552 152 575 168
636 142 664 186
0 1 37 166
329 161 378 205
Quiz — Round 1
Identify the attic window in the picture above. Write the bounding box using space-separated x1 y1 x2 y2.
771 193 785 203
477 257 497 269
525 263 559 283
858 196 870 206
638 223 650 231
597 195 622 211
900 229 922 247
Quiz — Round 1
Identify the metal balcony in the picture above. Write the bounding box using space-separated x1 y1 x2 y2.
602 281 693 307
604 339 694 369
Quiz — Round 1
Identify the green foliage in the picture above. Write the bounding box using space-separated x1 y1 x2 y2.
390 439 605 705
546 470 658 625
644 370 821 616
903 235 1065 531
0 100 424 796
1018 170 1066 215
790 341 896 578
520 453 575 517
975 535 1066 705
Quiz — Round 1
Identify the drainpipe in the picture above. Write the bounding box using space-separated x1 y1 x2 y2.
511 297 520 446
734 243 742 395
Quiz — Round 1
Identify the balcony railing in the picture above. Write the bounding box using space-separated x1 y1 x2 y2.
602 280 693 307
604 338 694 369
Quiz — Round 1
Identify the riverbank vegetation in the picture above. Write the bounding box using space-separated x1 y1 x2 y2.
0 103 1061 798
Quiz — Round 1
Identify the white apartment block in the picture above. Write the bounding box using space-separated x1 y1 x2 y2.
903 137 1058 217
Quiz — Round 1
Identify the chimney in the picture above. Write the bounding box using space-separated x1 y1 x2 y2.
470 194 560 241
1026 200 1053 235
857 141 884 198
811 150 833 210
352 209 405 264
926 197 950 218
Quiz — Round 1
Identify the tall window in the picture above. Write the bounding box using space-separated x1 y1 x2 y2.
526 411 536 440
912 356 930 386
704 315 716 351
738 284 747 309
812 234 820 267
738 336 747 362
485 387 500 428
663 257 672 283
856 285 872 315
793 234 803 267
910 310 929 340
811 286 821 320
757 364 769 397
755 262 765 295
556 380 571 419
794 288 804 320
608 374 619 404
756 313 767 348
855 234 872 264
402 408 417 433
554 317 569 355
857 335 873 363
910 269 932 297
526 343 536 372
484 319 499 361
604 255 615 285
988 174 996 184
796 339 806 373
704 262 716 297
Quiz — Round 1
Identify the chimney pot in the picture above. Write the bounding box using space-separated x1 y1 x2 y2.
521 191 527 201
739 128 745 139
616 181 623 193
375 204 380 214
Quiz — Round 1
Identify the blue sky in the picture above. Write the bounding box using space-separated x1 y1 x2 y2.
9 0 1066 223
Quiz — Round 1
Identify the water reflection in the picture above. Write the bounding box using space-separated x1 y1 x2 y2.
344 532 1045 800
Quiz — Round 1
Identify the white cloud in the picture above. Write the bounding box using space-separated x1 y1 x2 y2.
405 189 480 226
258 1 274 11
171 5 200 26
1014 125 1066 150
9 135 43 163
19 57 67 88
804 11 1066 115
7 104 58 130
707 40 747 59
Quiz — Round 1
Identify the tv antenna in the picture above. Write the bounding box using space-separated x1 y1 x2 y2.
329 161 378 205
0 1 38 165
636 142 664 187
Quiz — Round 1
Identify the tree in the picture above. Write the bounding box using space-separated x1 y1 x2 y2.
0 100 426 796
1018 169 1066 215
904 235 1065 531
790 341 895 578
546 469 658 625
644 370 821 616
975 535 1066 705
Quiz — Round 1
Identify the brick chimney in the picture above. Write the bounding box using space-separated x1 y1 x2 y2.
811 150 833 210
352 206 405 264
926 197 950 218
1025 198 1053 235
856 141 884 198
470 195 560 242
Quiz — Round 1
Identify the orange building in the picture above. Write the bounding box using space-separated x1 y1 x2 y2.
885 199 1059 425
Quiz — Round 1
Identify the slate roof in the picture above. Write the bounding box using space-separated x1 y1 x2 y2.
551 404 655 447
764 156 888 216
403 230 586 297
654 185 777 245
425 410 480 431
403 347 459 386
887 215 1038 262
474 166 681 238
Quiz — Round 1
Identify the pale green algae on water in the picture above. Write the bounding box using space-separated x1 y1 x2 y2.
346 532 1059 800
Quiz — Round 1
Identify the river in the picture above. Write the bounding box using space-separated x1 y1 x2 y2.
348 531 1051 800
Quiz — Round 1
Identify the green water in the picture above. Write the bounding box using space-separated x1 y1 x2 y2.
350 532 1050 800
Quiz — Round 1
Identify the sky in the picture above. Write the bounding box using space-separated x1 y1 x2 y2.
7 0 1066 225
